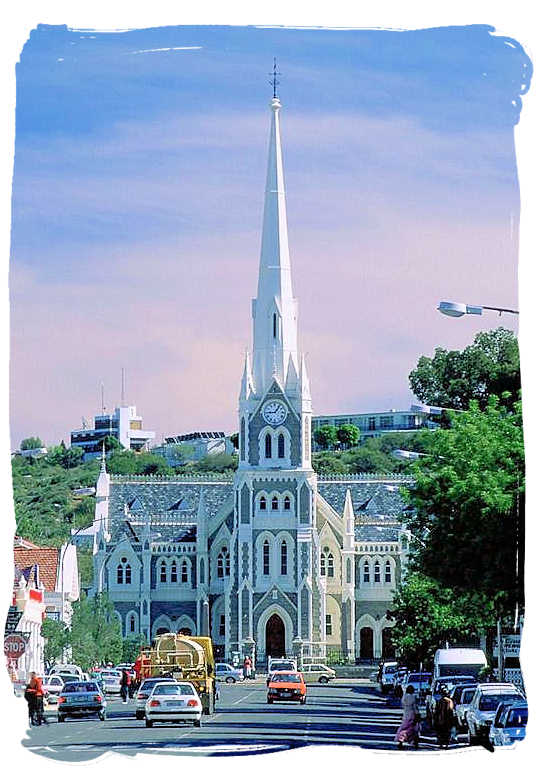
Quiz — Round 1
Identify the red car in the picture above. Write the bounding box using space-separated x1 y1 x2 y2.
267 671 307 704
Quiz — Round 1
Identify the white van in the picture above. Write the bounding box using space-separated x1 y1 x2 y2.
433 648 487 680
50 664 84 680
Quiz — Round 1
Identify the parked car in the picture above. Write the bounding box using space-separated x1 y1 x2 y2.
99 669 122 694
379 662 398 694
267 671 307 704
144 681 202 727
466 683 524 745
134 677 176 719
393 668 409 698
301 664 336 684
57 680 107 722
402 672 432 701
433 648 487 680
489 699 527 747
426 675 477 725
215 663 245 683
451 684 477 731
50 664 84 679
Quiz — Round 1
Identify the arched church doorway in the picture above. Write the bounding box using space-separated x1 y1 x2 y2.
265 613 285 657
359 626 374 659
156 627 169 636
178 627 191 635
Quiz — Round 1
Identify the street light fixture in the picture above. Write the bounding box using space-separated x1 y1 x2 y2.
437 301 519 318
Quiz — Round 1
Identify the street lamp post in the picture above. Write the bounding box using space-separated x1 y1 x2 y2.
437 301 519 318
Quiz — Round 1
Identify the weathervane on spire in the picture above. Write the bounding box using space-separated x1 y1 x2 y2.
269 57 281 99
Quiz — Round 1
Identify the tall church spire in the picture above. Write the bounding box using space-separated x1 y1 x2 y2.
252 94 299 395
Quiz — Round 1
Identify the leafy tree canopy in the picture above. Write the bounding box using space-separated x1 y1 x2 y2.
70 593 123 670
313 425 338 450
122 634 147 664
20 436 44 450
401 395 524 617
336 423 361 448
409 327 520 411
41 618 70 670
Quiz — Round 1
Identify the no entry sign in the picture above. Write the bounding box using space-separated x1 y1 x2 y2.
4 634 26 660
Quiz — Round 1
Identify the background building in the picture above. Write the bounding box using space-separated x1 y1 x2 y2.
71 404 155 459
152 432 234 466
312 406 438 446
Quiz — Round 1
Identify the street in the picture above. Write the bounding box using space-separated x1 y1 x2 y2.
21 679 478 760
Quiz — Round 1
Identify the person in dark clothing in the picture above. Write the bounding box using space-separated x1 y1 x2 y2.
120 669 131 704
434 686 454 749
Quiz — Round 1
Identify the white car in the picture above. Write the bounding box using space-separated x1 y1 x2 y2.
42 674 66 703
99 669 122 694
301 664 336 684
145 681 202 727
466 683 524 745
215 663 244 683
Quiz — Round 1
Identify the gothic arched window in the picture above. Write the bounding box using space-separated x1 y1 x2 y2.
170 560 178 583
346 558 352 584
278 432 285 458
181 561 189 584
385 560 392 583
280 541 288 575
125 563 132 584
259 495 267 511
320 551 326 576
265 433 272 459
116 564 124 584
159 561 167 583
271 495 279 511
374 561 381 583
129 614 136 633
323 548 335 578
283 495 291 511
263 540 270 575
217 547 230 579
363 562 370 583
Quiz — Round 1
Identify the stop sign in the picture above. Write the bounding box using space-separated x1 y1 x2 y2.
4 634 26 660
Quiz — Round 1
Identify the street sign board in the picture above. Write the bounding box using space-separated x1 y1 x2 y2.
4 634 27 660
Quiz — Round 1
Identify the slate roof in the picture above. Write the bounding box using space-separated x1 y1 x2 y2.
318 476 412 519
355 524 402 543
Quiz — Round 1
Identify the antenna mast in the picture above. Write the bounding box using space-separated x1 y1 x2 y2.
121 367 126 407
269 57 281 99
101 382 106 415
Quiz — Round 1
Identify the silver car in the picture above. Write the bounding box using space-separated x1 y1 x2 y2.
144 681 202 727
489 700 527 747
466 684 524 744
215 663 244 683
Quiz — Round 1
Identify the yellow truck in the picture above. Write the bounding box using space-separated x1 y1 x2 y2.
135 633 217 714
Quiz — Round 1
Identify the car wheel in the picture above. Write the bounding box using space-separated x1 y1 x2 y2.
225 677 235 684
145 719 153 728
300 697 306 705
468 725 477 746
99 712 106 721
319 677 329 684
194 719 201 727
136 712 144 720
58 715 65 723
267 698 273 704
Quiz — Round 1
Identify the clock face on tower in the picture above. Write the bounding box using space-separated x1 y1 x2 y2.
261 399 288 425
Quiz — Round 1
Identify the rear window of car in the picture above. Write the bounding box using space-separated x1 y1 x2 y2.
462 689 475 704
479 693 519 711
140 679 172 692
384 666 397 674
63 682 98 693
506 708 527 727
61 675 80 683
153 684 195 696
271 674 301 683
270 661 295 671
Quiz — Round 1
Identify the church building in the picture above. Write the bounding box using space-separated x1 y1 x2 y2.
90 92 413 664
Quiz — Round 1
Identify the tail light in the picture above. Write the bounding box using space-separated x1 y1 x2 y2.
149 700 161 707
58 697 66 704
187 699 198 707
94 695 102 703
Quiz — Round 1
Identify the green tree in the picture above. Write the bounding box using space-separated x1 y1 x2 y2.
41 618 70 670
122 634 147 663
102 435 123 452
70 593 123 669
20 436 44 450
389 573 494 667
229 433 239 450
402 395 524 618
336 423 360 449
409 327 520 411
194 452 238 473
313 425 338 450
312 452 348 475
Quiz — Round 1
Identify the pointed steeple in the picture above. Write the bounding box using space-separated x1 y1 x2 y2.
343 489 355 549
252 95 299 394
239 350 255 401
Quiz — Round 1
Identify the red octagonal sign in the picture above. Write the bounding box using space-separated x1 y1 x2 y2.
4 634 26 660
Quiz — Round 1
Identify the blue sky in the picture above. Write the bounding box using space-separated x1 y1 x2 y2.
10 24 530 445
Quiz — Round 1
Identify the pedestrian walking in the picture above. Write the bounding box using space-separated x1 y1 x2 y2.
395 685 420 750
434 686 455 750
120 669 131 704
26 672 48 726
243 656 252 680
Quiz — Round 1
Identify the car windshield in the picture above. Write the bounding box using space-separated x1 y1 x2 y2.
63 682 98 693
61 675 79 683
408 675 430 682
385 666 397 674
271 662 295 671
506 708 527 727
271 674 301 683
479 693 519 711
153 684 195 696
